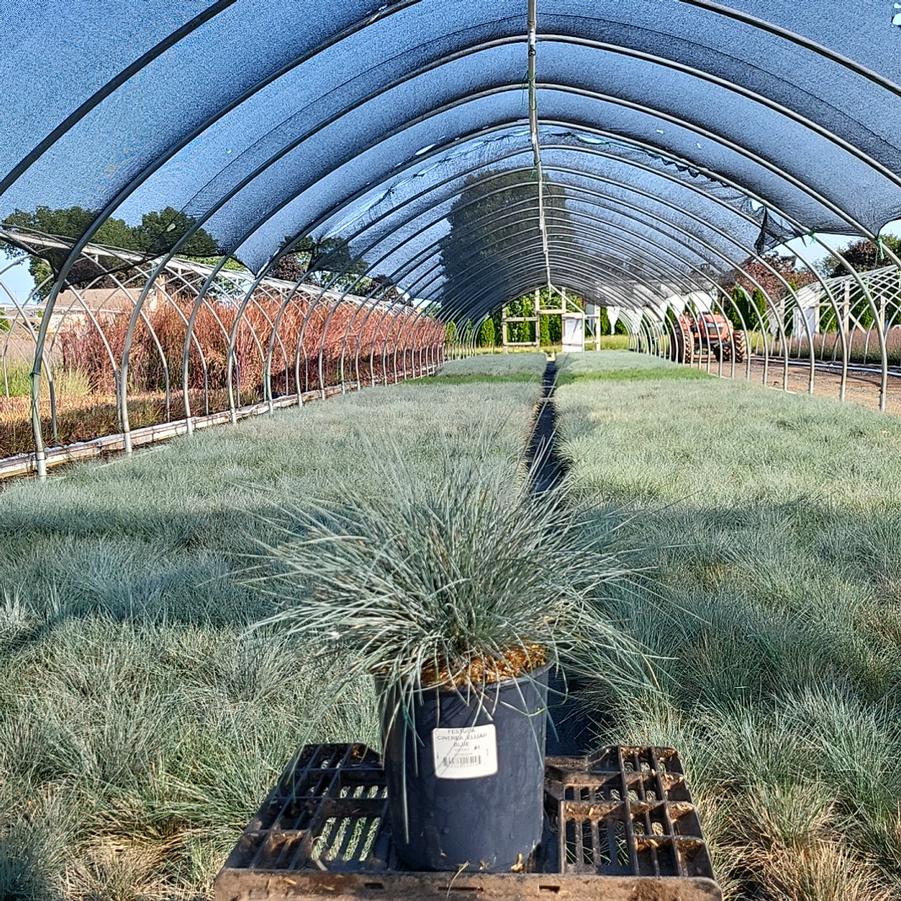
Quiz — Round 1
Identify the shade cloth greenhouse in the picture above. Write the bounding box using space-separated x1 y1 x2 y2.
1 0 899 322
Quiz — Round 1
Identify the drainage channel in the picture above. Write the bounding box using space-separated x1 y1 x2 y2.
525 357 593 756
525 357 566 493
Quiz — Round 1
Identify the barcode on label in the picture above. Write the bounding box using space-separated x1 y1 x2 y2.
432 725 498 779
442 754 482 768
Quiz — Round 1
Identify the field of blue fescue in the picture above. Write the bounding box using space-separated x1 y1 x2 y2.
2 349 900 900
0 363 545 900
558 351 901 901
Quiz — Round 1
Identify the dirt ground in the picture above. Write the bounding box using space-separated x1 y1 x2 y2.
697 356 901 416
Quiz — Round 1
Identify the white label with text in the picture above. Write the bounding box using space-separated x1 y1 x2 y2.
432 725 498 779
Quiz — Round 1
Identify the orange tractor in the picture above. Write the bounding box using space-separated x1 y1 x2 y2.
670 312 746 364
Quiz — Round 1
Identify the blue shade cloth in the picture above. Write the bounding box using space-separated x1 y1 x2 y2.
0 0 225 187
1 0 899 318
302 129 794 304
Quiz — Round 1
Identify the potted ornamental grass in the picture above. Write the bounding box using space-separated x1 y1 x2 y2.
253 434 641 873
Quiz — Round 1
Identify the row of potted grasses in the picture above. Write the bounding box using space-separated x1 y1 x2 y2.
555 350 901 901
735 328 901 368
10 344 891 898
782 328 901 367
0 358 549 900
0 298 442 459
0 359 408 459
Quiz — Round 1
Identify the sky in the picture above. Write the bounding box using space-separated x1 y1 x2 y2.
3 262 35 299
785 220 901 268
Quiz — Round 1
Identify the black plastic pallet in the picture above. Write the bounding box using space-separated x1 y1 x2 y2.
215 743 721 900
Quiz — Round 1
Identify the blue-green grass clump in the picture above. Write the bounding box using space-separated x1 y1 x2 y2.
557 371 901 900
0 377 542 900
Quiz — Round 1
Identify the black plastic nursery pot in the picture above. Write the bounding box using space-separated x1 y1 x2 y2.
545 668 595 756
379 664 550 873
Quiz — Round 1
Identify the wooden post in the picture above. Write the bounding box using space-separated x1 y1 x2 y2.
534 289 540 348
502 304 509 353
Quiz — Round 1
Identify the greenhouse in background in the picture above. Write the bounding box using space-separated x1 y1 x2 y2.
1 3 901 901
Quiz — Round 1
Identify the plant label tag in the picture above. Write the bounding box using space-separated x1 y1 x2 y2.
432 725 498 779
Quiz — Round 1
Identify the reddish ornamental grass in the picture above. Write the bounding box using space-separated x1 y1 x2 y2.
782 327 901 367
1 294 443 457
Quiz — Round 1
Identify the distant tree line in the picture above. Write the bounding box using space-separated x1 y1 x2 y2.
4 205 220 299
3 206 406 304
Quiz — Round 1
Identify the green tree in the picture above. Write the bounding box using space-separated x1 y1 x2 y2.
477 317 496 348
726 286 766 331
440 171 572 321
539 312 551 347
4 204 222 298
502 296 535 343
819 285 878 333
6 205 99 243
821 235 901 279
136 207 219 257
751 289 768 329
594 305 628 335
5 204 219 257
725 288 743 330
536 306 561 345
597 306 611 334
856 299 875 329
272 235 367 291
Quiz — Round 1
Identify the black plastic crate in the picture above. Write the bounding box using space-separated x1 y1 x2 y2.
215 743 721 900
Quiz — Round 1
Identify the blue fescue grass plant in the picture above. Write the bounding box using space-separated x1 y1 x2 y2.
437 352 548 379
555 366 901 899
250 430 647 730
